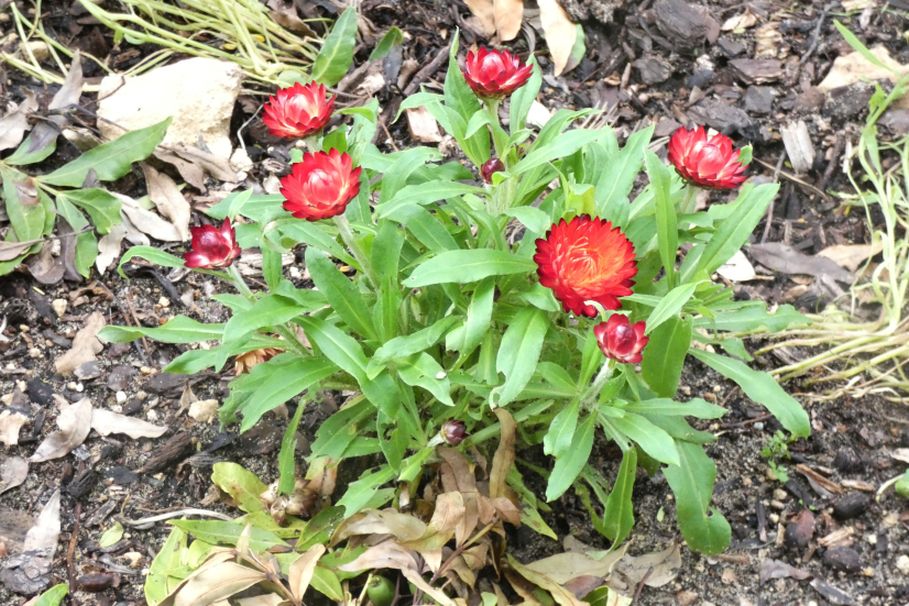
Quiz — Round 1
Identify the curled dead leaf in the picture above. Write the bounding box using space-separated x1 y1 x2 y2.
55 311 106 375
0 456 29 495
142 164 192 241
538 0 578 76
91 408 167 439
29 398 93 463
0 410 29 446
494 0 524 41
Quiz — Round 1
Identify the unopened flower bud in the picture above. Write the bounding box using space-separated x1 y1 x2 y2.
481 157 505 183
442 420 467 446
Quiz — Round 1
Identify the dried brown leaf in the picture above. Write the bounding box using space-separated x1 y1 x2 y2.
338 539 421 573
0 240 36 262
0 410 29 446
142 164 191 241
538 0 578 76
91 408 167 439
494 0 524 41
816 242 883 272
29 398 93 463
524 544 628 585
0 92 38 152
0 456 29 495
26 242 65 285
118 193 183 242
170 561 266 606
490 408 516 500
95 223 126 273
508 554 587 605
464 0 496 37
55 311 106 375
288 544 325 601
747 242 853 284
0 490 61 593
613 544 681 589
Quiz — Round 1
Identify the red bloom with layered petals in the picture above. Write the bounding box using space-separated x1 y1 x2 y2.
280 149 361 221
667 126 747 190
534 216 638 317
462 48 533 98
481 157 504 183
262 82 335 139
183 219 241 269
594 315 649 364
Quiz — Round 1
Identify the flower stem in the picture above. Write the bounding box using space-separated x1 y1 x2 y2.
334 214 377 287
581 358 616 407
484 98 509 163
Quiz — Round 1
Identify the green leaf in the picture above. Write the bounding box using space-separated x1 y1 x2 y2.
369 316 458 377
336 466 397 516
1 167 48 243
493 308 548 407
311 7 358 86
645 282 697 334
117 245 185 276
397 353 453 406
306 247 377 340
545 413 596 501
602 447 636 544
404 249 534 287
222 294 305 344
609 411 680 466
515 129 605 175
683 182 778 282
30 584 69 606
99 315 223 344
169 519 286 552
509 57 543 133
694 303 807 332
596 126 654 216
646 151 678 287
642 317 691 397
41 119 170 187
376 181 481 219
225 354 336 431
298 316 368 383
62 188 122 234
369 25 404 61
446 278 495 356
689 349 810 438
542 399 579 457
144 527 188 605
387 205 460 252
98 521 124 548
5 128 59 166
625 398 726 420
663 442 731 554
211 462 267 513
73 231 98 278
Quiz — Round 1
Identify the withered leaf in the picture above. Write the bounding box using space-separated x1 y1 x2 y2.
168 560 266 606
538 0 578 76
0 410 29 446
747 242 853 284
288 544 325 601
29 398 93 463
0 92 38 152
490 408 516 499
508 554 587 605
142 164 191 241
55 311 106 375
0 490 61 594
91 408 167 439
494 0 524 41
0 456 29 495
464 0 496 37
26 242 66 285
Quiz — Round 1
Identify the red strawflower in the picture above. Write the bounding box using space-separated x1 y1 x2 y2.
462 48 533 98
280 149 362 221
481 157 504 183
262 82 335 139
667 126 748 190
183 219 241 269
534 215 637 317
594 315 649 364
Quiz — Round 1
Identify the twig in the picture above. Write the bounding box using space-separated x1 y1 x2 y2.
403 45 450 95
117 508 233 529
66 501 82 595
761 152 787 243
753 157 831 202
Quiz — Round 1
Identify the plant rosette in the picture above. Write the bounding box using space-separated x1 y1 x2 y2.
101 35 810 562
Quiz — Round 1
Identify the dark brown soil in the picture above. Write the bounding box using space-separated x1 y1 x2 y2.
2 0 908 604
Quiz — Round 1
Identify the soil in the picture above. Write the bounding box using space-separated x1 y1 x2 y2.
1 0 909 605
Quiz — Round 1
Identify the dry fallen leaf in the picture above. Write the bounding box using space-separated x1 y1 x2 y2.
170 560 266 606
26 242 65 285
142 164 192 241
55 311 106 375
288 544 325 601
508 554 587 605
0 456 29 495
780 120 815 174
816 242 883 272
29 398 93 463
747 242 853 284
118 193 184 242
0 490 61 594
490 408 516 500
405 107 442 143
818 45 909 109
0 410 29 446
0 92 39 152
494 0 524 41
721 11 758 32
91 408 168 439
717 249 757 282
612 544 682 589
464 0 496 37
538 0 578 76
95 223 127 273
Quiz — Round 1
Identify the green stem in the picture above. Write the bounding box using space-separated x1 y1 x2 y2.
334 214 377 288
581 358 615 407
484 98 509 163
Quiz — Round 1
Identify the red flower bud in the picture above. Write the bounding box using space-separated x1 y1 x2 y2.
442 420 467 446
262 82 335 139
280 149 362 221
594 315 648 364
183 219 241 269
462 48 533 98
481 157 504 183
667 126 747 190
534 216 638 317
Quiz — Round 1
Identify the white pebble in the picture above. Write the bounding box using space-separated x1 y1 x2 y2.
115 391 127 404
51 299 67 318
896 554 909 575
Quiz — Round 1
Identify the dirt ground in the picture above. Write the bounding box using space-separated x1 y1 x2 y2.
1 0 909 604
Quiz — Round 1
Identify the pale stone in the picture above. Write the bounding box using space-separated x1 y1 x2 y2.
188 399 219 424
97 57 242 162
51 298 67 318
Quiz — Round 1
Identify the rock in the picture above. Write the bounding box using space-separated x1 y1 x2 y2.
50 299 67 318
823 547 861 573
634 56 674 84
880 108 909 137
744 86 774 115
717 36 746 57
896 554 909 575
653 0 718 52
676 590 698 606
785 509 815 549
688 99 755 136
188 399 218 424
833 493 870 520
26 378 54 407
730 58 784 84
686 68 715 89
824 83 874 121
795 87 826 112
97 57 242 163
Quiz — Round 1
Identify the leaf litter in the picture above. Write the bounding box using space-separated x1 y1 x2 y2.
0 490 61 594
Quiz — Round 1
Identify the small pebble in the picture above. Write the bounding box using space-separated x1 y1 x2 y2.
188 399 219 423
157 296 170 308
823 546 861 572
676 590 698 606
721 568 737 584
785 509 815 548
146 410 159 421
773 488 788 501
833 492 870 520
115 391 127 404
770 499 786 510
896 554 909 575
51 299 67 318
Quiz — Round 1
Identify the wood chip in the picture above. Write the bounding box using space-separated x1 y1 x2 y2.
781 120 815 174
405 107 442 143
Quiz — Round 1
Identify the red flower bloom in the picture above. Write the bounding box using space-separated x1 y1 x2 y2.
280 148 362 221
184 219 241 269
462 48 533 98
534 216 637 317
594 315 648 364
481 157 504 183
262 82 335 139
667 126 748 190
